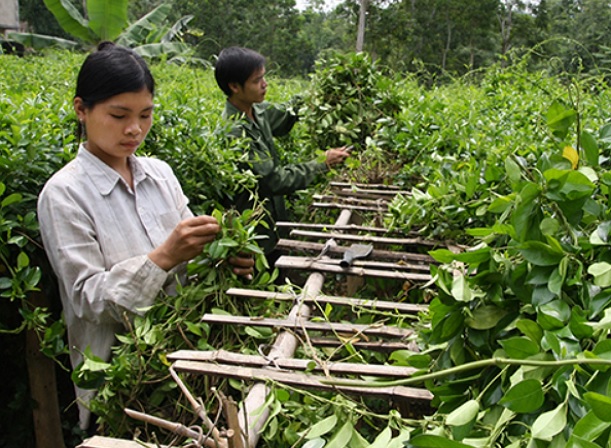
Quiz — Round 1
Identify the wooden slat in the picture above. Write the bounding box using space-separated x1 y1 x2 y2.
330 182 402 190
313 194 391 206
78 436 167 448
333 188 410 197
168 350 418 377
172 360 432 404
312 202 385 212
201 314 413 339
309 338 414 352
289 230 441 247
225 287 428 314
275 256 432 281
314 257 430 272
275 221 405 235
275 239 435 263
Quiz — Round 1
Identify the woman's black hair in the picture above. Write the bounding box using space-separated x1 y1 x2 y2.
75 42 155 141
214 47 266 97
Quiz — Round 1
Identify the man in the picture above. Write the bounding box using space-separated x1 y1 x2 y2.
215 46 350 265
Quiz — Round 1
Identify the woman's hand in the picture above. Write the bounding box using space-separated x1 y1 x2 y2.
325 145 352 167
228 253 255 279
149 215 220 271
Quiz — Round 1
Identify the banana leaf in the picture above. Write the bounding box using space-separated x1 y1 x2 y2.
43 0 95 42
7 32 78 50
87 0 129 42
117 4 172 47
161 15 194 43
133 42 192 59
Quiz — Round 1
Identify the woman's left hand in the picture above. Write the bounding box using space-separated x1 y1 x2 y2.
228 253 255 278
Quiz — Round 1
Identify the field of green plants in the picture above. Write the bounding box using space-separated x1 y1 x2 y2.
2 49 611 448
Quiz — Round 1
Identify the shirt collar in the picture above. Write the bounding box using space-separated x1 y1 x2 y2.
78 144 151 196
223 99 243 119
222 100 265 127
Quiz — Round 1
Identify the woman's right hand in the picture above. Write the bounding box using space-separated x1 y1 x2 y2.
149 215 220 271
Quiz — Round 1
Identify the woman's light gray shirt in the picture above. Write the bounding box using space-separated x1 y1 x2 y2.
37 145 191 428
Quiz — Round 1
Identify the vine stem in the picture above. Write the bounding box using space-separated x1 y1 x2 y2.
321 357 611 388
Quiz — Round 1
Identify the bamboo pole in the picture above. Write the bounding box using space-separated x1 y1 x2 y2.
237 209 354 447
124 409 220 448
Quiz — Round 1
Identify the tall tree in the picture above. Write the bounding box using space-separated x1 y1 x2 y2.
173 0 310 74
356 0 367 51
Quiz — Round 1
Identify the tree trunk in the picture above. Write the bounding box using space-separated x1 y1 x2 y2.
356 0 368 51
26 291 65 448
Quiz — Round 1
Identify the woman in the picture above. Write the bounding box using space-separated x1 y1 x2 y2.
37 42 253 431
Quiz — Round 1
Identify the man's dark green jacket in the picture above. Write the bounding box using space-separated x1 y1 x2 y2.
222 100 328 254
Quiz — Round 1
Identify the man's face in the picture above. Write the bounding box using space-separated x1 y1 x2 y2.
231 66 267 105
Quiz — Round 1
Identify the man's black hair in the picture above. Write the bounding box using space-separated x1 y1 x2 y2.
214 47 266 97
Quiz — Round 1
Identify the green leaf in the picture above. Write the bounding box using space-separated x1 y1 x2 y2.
519 241 564 266
546 100 576 140
531 402 567 441
304 414 337 439
446 400 479 426
588 262 611 287
599 122 611 143
80 356 111 372
465 305 508 330
500 337 540 359
133 42 192 59
17 252 30 269
368 426 392 448
488 195 513 214
451 275 479 302
429 249 456 264
453 247 491 265
185 321 202 336
0 277 12 290
43 0 95 42
512 182 542 243
302 439 325 448
499 379 544 413
505 157 522 184
572 410 610 440
87 0 129 41
538 300 571 330
583 392 611 422
1 192 22 208
325 420 353 448
540 217 560 236
407 435 474 447
581 130 599 166
516 319 543 345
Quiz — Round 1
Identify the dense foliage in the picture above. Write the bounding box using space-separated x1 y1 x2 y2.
2 47 611 448
16 0 611 78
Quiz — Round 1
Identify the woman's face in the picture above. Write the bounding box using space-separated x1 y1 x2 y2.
74 88 154 167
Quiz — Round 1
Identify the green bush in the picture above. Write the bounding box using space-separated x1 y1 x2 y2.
3 48 611 448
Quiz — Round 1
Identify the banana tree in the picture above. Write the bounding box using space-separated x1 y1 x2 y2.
9 0 193 59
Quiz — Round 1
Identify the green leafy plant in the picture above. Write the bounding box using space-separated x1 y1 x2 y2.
299 51 405 184
9 1 193 59
398 95 611 447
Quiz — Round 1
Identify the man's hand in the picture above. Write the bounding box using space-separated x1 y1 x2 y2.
325 145 352 167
